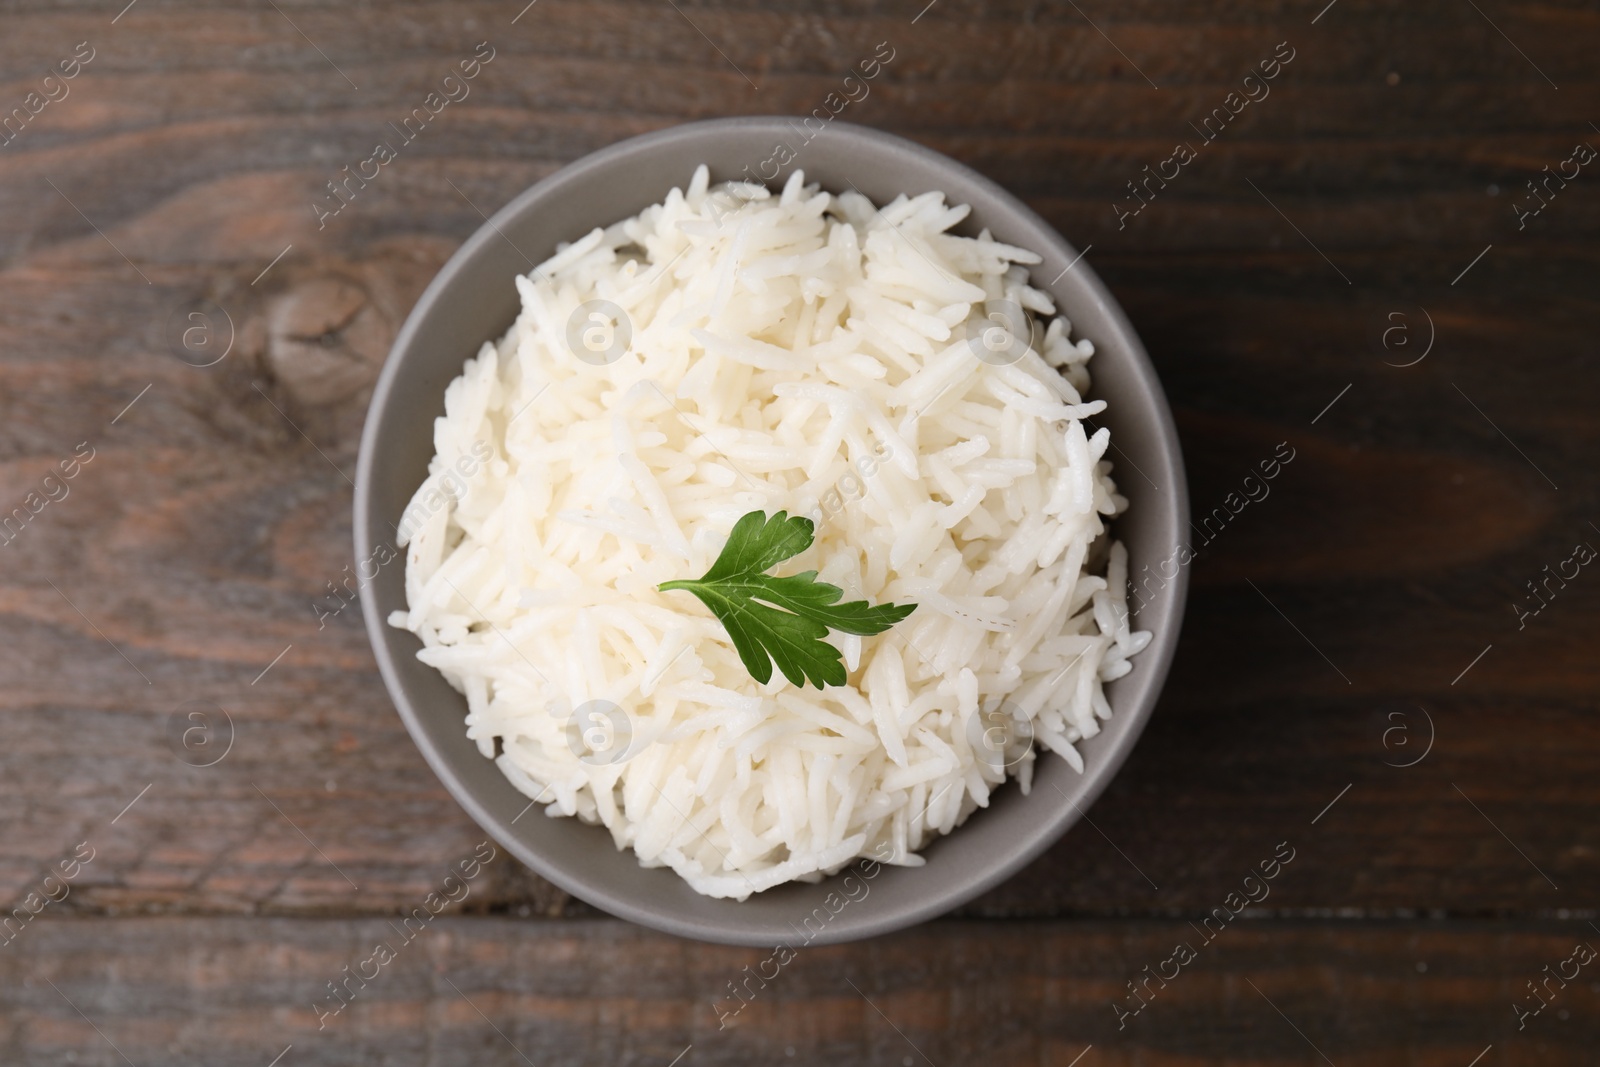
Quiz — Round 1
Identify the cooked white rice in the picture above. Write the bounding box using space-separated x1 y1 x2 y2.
388 167 1150 899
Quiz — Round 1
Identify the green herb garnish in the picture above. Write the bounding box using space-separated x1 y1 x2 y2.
659 510 916 689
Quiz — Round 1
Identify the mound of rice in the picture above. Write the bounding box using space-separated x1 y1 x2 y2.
389 167 1150 899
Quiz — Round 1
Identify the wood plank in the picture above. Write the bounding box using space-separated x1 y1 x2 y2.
5 917 1598 1064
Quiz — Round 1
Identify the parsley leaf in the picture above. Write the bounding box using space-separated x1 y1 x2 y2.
659 510 916 689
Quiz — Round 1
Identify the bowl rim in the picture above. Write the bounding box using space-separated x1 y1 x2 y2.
356 115 1189 944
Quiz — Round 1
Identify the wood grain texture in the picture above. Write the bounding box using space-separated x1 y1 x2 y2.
7 917 1600 1065
0 0 1595 1060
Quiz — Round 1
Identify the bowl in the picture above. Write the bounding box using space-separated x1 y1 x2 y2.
355 117 1188 946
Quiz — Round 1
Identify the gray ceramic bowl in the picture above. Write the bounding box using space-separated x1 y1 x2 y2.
356 117 1187 946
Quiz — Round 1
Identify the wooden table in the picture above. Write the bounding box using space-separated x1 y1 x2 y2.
2 0 1595 1063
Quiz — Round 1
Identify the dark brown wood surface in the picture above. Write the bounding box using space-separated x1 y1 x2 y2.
9 918 1600 1065
1 0 1596 1063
